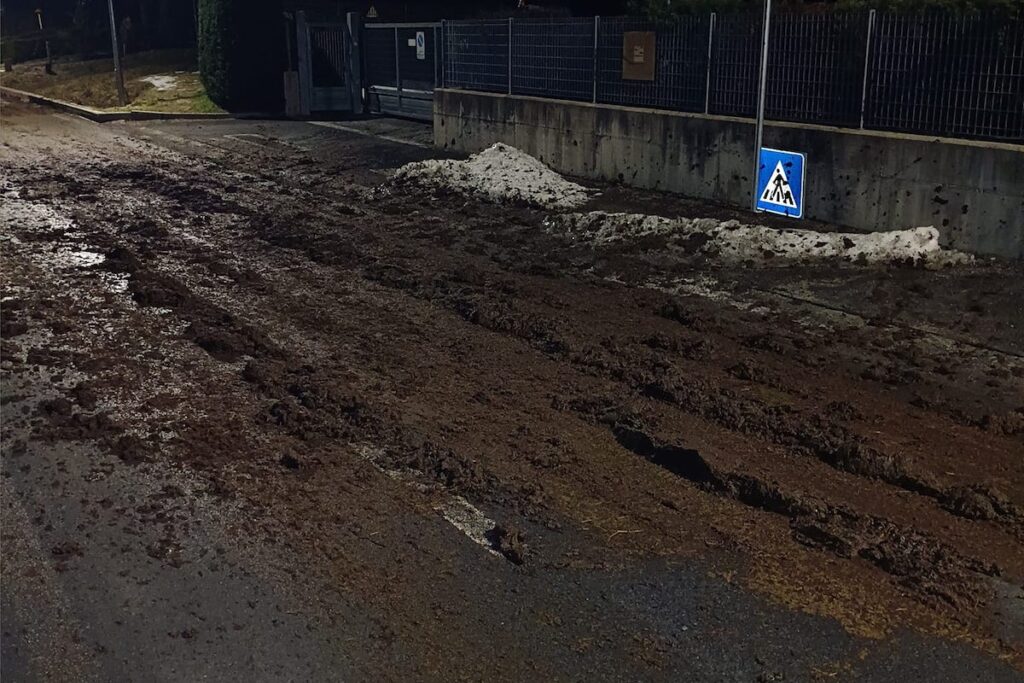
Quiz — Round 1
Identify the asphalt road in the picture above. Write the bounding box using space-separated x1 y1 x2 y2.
2 100 1023 681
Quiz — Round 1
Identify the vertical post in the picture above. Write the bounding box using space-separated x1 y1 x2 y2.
751 0 772 211
347 12 362 113
35 9 53 75
296 11 311 116
704 13 716 114
592 16 600 104
284 15 294 72
507 17 513 95
394 26 401 107
106 0 128 106
859 9 876 130
440 20 446 88
433 25 439 91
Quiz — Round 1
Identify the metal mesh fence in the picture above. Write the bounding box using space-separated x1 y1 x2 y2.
766 13 869 127
364 25 442 92
708 14 761 118
444 20 509 93
596 16 710 112
441 13 1024 142
866 13 1024 140
511 18 594 101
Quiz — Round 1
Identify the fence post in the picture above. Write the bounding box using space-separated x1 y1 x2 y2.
394 26 401 107
508 18 513 95
440 20 446 89
859 9 876 129
592 16 600 104
751 0 772 211
705 13 716 115
296 11 312 117
347 12 363 113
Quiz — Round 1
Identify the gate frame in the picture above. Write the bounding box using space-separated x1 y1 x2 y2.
363 21 441 121
295 11 363 117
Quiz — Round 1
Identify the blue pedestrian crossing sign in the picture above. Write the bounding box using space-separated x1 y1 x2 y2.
755 148 805 218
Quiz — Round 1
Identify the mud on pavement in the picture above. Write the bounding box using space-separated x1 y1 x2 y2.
2 99 1023 680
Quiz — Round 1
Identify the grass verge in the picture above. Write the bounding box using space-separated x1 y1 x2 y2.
1 49 224 114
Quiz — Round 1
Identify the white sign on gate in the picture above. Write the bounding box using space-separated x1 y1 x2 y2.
415 31 426 60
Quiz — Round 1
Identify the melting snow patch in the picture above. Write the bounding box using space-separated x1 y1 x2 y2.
547 211 971 266
140 74 178 91
393 143 593 210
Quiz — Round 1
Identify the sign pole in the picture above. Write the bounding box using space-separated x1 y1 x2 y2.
35 10 54 75
752 0 771 210
106 0 128 106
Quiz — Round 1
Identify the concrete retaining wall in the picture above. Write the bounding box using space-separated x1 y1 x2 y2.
434 88 1024 259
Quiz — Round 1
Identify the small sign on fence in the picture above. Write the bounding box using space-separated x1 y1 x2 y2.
755 148 805 218
622 31 655 81
416 31 426 60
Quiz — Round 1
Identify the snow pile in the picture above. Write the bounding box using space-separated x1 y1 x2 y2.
710 223 955 263
393 143 593 210
547 211 971 265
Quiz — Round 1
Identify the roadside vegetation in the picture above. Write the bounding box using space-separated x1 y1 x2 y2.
0 49 221 113
197 0 282 111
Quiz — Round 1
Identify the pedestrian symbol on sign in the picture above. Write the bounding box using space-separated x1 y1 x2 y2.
755 148 805 218
760 161 797 209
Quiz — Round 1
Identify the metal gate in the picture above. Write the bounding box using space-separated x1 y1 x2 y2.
363 22 441 121
296 12 361 114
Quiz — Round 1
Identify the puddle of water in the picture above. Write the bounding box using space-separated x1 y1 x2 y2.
1 186 133 295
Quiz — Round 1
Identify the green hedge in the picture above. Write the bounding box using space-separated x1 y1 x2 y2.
198 0 283 111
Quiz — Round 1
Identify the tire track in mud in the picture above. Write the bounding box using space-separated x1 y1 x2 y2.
7 160 549 559
15 154 1023 536
27 148 1022 444
249 174 1024 442
10 139 1023 634
345 262 1024 613
200 185 1024 597
81 241 544 565
602 420 998 613
7 111 1024 674
357 263 1023 528
236 352 546 564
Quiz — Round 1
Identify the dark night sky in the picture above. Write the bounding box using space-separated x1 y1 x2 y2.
2 0 634 33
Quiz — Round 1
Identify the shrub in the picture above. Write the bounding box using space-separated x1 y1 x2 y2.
198 0 283 111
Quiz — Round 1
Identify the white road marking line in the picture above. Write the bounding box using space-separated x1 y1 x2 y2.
309 121 432 149
355 444 501 557
436 497 502 557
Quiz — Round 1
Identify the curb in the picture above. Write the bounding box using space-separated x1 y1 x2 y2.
0 86 250 122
